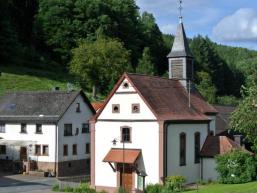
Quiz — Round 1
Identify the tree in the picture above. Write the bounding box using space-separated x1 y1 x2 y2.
69 37 131 98
136 47 155 75
195 71 217 104
230 71 257 151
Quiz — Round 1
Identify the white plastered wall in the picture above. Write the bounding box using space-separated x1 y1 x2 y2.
58 94 93 162
95 121 159 188
202 158 218 181
166 123 208 183
0 124 56 162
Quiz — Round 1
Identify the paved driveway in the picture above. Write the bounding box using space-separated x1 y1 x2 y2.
0 173 57 193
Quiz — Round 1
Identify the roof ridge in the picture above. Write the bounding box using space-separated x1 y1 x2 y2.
126 72 181 82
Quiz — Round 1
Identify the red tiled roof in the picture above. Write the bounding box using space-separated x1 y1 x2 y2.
92 73 217 122
103 149 141 164
200 135 249 157
91 102 104 112
127 73 217 121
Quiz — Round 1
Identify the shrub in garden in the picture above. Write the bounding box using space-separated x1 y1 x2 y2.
52 184 60 192
215 150 256 184
116 187 129 193
146 183 163 193
165 175 186 192
73 183 96 193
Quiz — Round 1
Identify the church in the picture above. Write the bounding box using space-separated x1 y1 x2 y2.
90 16 243 193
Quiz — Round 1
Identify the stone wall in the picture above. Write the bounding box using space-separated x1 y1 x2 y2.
57 159 90 177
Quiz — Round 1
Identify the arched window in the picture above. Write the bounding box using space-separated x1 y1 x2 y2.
194 132 201 163
179 132 186 166
121 127 131 143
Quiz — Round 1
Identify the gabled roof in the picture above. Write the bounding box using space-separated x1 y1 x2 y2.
214 105 236 135
92 102 104 112
92 73 217 122
0 90 95 123
167 23 193 58
200 135 249 158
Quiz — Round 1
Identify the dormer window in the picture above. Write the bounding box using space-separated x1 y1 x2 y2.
112 104 120 113
76 103 80 112
122 82 129 89
132 104 140 113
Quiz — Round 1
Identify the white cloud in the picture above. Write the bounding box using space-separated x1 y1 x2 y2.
160 24 177 34
213 8 257 42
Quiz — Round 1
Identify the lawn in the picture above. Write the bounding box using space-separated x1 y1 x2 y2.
185 182 257 193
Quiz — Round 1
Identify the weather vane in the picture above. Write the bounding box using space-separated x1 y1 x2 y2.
179 0 183 23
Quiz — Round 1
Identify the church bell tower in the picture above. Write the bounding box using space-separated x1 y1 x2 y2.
167 0 194 88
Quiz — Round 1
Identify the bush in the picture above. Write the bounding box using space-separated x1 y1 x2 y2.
63 186 74 192
116 187 129 193
146 184 163 193
165 175 186 193
73 183 96 193
215 150 256 184
52 184 60 192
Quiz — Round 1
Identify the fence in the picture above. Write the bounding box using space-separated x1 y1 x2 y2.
57 175 90 189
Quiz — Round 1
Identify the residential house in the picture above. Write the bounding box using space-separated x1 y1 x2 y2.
0 90 95 176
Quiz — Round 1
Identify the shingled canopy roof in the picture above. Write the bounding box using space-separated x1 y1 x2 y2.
93 73 217 122
0 90 95 123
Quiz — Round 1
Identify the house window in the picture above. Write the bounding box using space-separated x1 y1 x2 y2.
76 103 81 112
36 124 42 134
0 124 5 133
112 104 120 113
121 127 131 143
72 144 77 155
64 124 72 136
42 145 49 156
86 158 90 168
21 123 27 133
132 104 140 113
195 132 201 163
75 128 79 135
122 82 129 89
82 123 90 133
35 145 41 155
0 145 6 155
179 133 186 166
63 145 68 156
86 143 90 154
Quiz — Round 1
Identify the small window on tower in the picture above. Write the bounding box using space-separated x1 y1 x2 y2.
132 104 140 113
122 82 129 89
112 104 120 113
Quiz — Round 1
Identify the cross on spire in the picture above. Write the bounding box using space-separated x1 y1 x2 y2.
179 0 183 23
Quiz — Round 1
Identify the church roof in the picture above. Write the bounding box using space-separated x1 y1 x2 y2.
167 23 193 58
92 73 217 122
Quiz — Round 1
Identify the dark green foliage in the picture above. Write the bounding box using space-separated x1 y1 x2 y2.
195 71 217 104
216 95 240 106
146 184 163 193
215 150 256 184
137 47 156 75
116 187 129 193
69 37 131 96
230 72 257 151
165 175 186 193
52 184 60 192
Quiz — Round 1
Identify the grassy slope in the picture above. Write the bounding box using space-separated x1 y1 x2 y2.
0 65 79 96
185 182 257 193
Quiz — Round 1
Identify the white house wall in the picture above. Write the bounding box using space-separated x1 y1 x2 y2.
0 124 56 162
202 158 218 181
58 94 93 162
95 121 160 188
166 123 208 183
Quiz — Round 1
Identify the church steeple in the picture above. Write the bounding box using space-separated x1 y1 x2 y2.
167 0 194 87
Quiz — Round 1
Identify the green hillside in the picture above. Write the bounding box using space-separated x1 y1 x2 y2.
0 65 79 96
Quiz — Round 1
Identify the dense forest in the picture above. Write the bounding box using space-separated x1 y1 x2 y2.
0 0 257 104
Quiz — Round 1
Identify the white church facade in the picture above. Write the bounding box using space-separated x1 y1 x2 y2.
89 20 239 193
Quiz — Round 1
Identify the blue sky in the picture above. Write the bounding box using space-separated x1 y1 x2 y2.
136 0 257 50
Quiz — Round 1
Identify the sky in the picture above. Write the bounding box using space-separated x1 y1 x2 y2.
136 0 257 50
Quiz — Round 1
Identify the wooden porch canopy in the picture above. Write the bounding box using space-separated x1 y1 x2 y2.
103 148 141 164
